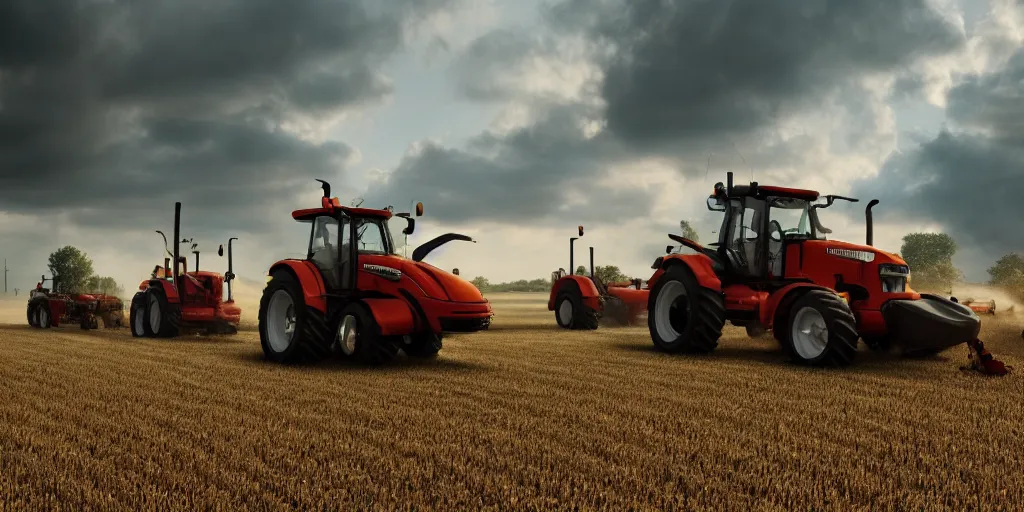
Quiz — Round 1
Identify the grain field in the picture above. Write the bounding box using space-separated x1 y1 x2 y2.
1 293 1023 511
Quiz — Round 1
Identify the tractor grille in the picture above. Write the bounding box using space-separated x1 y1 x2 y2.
879 264 909 293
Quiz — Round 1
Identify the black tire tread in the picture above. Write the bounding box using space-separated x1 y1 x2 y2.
648 265 725 354
404 332 443 358
787 290 858 367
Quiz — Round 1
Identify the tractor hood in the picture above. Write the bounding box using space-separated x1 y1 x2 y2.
360 254 486 303
816 240 907 265
405 260 486 302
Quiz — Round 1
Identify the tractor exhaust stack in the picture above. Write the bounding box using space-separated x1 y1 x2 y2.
726 171 734 196
173 202 181 286
163 257 170 278
865 199 879 246
226 237 237 302
193 251 200 273
589 247 594 278
570 238 577 276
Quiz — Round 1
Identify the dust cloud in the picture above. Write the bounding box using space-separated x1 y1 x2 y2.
950 283 1023 315
0 296 26 325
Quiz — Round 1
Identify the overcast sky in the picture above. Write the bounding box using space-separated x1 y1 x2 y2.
1 0 1021 296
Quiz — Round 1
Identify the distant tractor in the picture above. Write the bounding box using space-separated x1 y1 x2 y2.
645 172 981 367
548 225 650 329
130 202 242 338
956 298 996 315
258 180 493 364
27 274 125 329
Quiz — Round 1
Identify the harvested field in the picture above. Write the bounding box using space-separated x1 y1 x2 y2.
1 292 1023 510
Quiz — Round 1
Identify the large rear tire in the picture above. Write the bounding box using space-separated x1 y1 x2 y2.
647 265 725 353
336 303 399 365
147 287 181 338
129 292 150 338
784 290 858 367
38 302 51 329
554 288 599 330
27 299 42 328
259 271 331 363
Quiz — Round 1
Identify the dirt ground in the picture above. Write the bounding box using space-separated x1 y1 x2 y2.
1 292 1022 510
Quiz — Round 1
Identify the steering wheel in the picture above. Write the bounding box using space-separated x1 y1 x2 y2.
768 220 784 243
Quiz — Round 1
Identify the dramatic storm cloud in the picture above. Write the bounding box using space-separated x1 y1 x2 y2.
853 47 1024 273
1 0 1018 288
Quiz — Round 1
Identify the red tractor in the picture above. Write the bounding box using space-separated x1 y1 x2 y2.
130 202 242 338
645 172 981 367
548 225 650 329
258 180 493 364
27 274 125 329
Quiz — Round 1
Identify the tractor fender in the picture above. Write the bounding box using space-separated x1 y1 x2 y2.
145 279 180 303
650 254 722 291
759 282 833 329
548 275 602 311
268 260 328 313
361 298 417 336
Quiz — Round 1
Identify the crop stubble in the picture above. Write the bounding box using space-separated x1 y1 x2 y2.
0 293 1022 511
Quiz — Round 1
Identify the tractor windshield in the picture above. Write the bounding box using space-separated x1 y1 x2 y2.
354 217 394 255
768 197 826 240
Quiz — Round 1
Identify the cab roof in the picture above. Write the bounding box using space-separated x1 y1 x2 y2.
292 197 394 221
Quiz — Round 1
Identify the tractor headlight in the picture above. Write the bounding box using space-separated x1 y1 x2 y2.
879 264 910 293
826 247 876 263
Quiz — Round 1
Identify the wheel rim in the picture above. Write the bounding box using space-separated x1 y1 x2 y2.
558 299 573 326
265 290 296 353
149 295 161 333
654 281 688 341
338 315 358 356
791 306 828 360
39 308 48 327
134 305 145 334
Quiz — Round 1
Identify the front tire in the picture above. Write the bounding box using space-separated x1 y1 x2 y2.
336 303 399 365
785 290 858 367
403 331 443 358
647 265 725 353
258 271 331 363
27 300 41 327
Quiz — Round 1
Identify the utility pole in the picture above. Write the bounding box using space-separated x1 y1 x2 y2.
3 258 7 294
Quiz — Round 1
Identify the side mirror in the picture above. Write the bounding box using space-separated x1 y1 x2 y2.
403 217 416 235
578 225 584 236
415 202 424 217
666 245 674 254
706 196 726 212
218 245 224 257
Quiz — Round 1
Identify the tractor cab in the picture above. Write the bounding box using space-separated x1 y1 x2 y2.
296 196 419 293
704 176 850 285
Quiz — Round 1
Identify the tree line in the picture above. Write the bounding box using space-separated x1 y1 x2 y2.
45 246 125 297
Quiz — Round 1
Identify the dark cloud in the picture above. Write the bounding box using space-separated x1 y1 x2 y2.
568 0 966 148
0 0 451 232
852 49 1024 275
362 105 654 226
397 0 962 231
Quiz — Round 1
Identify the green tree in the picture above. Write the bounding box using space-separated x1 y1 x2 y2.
987 253 1024 301
86 276 124 296
594 265 629 283
575 265 587 276
470 276 490 291
900 233 957 269
47 246 95 294
900 233 960 292
680 220 699 242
